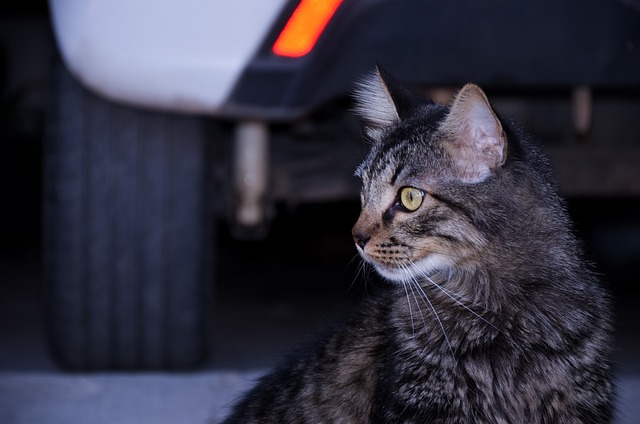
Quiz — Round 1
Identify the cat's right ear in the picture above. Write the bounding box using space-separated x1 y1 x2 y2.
353 66 421 142
440 83 507 183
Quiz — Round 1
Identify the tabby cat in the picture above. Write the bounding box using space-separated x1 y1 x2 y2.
222 68 614 423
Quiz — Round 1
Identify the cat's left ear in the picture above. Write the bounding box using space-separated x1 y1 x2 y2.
353 66 424 142
440 84 507 183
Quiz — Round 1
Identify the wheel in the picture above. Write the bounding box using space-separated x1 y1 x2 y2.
43 58 215 370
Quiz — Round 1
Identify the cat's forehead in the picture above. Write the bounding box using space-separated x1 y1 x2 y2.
357 129 449 192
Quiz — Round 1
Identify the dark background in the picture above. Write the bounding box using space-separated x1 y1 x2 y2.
0 2 639 422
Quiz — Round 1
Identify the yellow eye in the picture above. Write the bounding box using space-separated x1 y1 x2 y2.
399 187 424 211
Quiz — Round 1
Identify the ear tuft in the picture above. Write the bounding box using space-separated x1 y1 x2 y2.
441 83 507 182
353 67 400 141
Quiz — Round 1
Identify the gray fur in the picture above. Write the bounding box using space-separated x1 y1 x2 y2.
222 69 614 423
352 69 401 142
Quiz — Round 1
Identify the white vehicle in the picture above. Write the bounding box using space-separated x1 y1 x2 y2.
45 0 640 370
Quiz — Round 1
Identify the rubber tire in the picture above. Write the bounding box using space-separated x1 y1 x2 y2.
43 59 214 370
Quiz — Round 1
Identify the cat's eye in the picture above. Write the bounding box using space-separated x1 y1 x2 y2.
399 187 424 212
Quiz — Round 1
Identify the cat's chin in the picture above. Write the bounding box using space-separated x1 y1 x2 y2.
372 254 454 284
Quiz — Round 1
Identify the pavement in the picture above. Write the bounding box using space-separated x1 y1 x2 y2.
0 372 637 424
0 371 259 424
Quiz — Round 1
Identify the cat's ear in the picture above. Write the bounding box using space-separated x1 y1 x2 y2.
440 84 507 183
353 66 423 142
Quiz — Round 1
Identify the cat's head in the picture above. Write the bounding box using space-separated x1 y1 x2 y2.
352 67 516 283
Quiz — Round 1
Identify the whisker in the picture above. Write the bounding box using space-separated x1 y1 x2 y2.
400 278 416 335
346 252 362 268
347 255 366 293
410 263 498 331
401 265 428 333
402 264 454 354
411 246 465 261
352 258 375 296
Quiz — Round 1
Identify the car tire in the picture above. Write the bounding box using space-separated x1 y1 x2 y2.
43 58 215 370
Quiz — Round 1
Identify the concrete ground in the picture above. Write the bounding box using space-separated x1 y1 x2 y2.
1 373 637 424
1 200 640 423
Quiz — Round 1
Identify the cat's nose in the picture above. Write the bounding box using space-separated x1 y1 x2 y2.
352 231 370 249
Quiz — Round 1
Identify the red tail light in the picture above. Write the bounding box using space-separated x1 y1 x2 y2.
273 0 343 58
